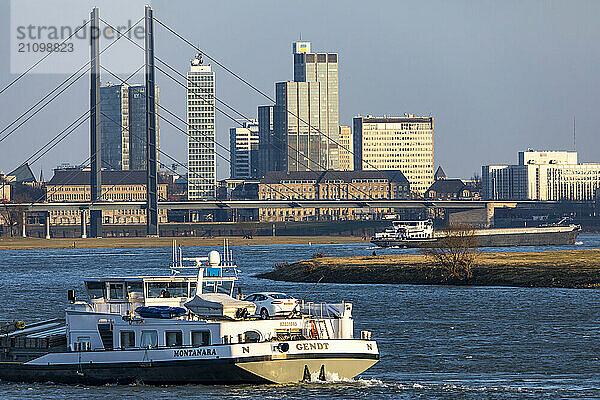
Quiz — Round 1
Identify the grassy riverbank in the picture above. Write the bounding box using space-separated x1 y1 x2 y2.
0 236 368 250
256 249 600 288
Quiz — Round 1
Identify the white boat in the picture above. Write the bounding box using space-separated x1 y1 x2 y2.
0 242 378 385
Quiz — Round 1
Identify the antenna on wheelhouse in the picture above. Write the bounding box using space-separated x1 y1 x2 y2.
171 240 175 267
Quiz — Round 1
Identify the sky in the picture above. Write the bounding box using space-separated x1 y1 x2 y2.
0 0 599 181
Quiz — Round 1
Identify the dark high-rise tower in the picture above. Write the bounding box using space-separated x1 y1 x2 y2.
100 83 160 170
273 41 340 172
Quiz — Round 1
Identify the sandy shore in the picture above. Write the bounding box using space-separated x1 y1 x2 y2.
0 236 368 250
256 249 600 288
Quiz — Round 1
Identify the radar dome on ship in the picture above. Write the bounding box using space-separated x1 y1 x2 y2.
208 250 220 266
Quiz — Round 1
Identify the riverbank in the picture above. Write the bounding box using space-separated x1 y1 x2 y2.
0 236 368 250
256 249 600 288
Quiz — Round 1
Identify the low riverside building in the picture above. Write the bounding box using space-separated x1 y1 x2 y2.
425 179 476 200
425 168 479 200
258 170 410 222
482 150 600 201
46 168 167 225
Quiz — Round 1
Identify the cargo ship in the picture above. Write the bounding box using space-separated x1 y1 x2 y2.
0 243 378 385
371 219 580 248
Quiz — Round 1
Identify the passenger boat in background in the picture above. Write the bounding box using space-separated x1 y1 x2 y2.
0 242 378 385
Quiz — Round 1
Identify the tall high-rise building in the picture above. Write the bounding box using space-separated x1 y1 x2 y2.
230 119 259 179
273 41 339 172
187 54 216 200
258 105 281 176
100 83 160 170
353 115 434 195
338 125 353 171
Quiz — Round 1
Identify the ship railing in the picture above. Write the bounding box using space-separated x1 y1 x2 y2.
299 301 351 319
90 302 134 316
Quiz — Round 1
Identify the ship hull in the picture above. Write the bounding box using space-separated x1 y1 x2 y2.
0 340 378 385
371 226 580 248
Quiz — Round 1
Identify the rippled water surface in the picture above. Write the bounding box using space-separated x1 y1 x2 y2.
0 233 599 399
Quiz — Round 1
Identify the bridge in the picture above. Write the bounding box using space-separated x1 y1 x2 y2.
4 199 556 212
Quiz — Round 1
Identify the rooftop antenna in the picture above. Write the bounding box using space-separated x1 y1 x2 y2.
573 115 576 151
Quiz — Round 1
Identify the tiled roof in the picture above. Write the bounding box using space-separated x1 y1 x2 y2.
426 178 465 194
8 163 36 183
434 166 446 180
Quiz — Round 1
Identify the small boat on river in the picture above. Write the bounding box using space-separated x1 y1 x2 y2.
0 243 378 385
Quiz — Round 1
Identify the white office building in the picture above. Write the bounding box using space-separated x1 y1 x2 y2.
353 115 434 195
482 150 600 201
187 54 216 200
230 119 259 179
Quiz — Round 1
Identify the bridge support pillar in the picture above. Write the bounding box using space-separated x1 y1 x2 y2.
21 212 26 238
89 7 102 238
81 210 87 238
145 5 158 237
44 212 50 239
486 203 495 228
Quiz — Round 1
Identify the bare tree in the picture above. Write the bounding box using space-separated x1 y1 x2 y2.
0 203 23 237
0 181 41 237
422 224 479 281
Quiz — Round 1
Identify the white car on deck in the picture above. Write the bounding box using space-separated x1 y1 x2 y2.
244 292 299 319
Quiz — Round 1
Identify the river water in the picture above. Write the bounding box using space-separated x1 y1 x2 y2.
0 233 599 399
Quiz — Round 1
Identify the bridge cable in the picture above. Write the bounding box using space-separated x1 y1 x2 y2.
153 62 372 201
152 16 404 180
0 16 144 145
0 19 91 95
102 17 387 202
101 65 309 201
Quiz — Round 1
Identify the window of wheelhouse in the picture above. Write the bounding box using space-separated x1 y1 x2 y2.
86 281 105 300
202 280 233 295
120 331 135 348
166 331 183 347
146 282 189 298
191 330 210 346
109 283 125 300
126 281 143 298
